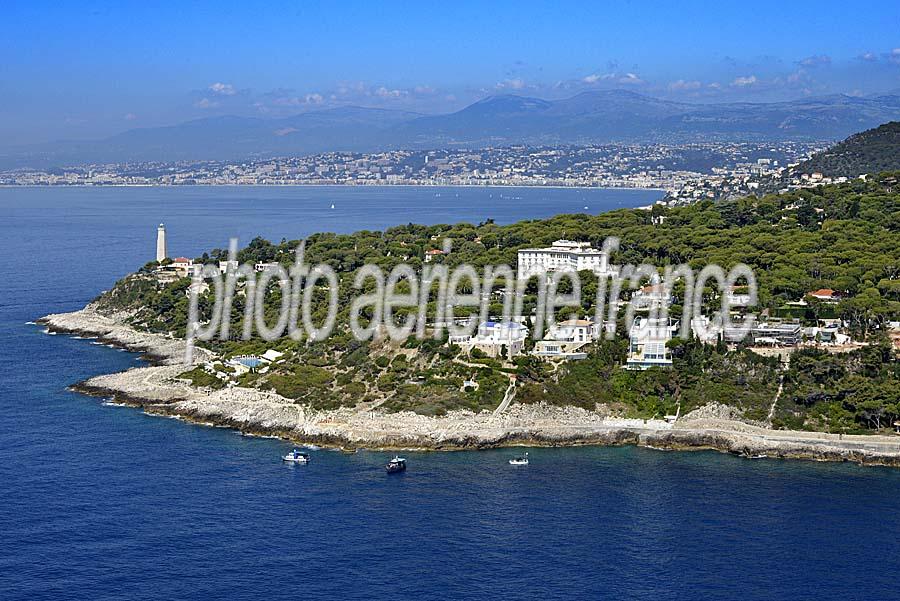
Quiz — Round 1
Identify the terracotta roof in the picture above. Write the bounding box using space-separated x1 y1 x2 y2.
809 288 837 297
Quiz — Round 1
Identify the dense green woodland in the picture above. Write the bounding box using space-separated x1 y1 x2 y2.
98 175 900 432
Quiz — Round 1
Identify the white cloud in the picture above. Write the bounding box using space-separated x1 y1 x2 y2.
858 51 878 62
495 78 526 90
194 97 219 109
731 75 758 87
264 91 326 108
668 79 701 91
891 48 900 64
123 113 137 120
798 54 831 68
209 82 237 96
375 86 408 98
580 72 642 86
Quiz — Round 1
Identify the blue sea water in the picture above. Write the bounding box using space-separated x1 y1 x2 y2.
1 186 899 600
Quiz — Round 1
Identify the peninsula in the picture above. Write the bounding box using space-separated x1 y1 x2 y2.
40 176 900 465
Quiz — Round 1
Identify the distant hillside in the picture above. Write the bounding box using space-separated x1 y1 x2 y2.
796 121 900 177
5 92 900 169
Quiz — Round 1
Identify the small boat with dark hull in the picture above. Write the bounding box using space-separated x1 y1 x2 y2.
386 456 407 473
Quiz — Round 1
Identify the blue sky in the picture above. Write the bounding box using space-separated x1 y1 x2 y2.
2 0 900 145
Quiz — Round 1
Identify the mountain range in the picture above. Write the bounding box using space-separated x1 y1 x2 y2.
6 90 900 169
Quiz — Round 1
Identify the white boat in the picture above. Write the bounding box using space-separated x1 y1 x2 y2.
386 456 407 473
509 452 529 466
282 449 310 464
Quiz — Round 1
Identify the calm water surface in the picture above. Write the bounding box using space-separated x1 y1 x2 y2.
1 186 898 600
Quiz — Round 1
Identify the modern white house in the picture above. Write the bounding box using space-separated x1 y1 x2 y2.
625 317 678 370
690 315 752 345
533 318 597 359
750 322 803 346
726 286 753 307
254 262 281 272
449 320 529 359
517 239 617 279
631 283 675 309
218 260 239 274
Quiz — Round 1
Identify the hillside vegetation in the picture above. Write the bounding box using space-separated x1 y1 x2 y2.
797 121 900 177
97 175 900 432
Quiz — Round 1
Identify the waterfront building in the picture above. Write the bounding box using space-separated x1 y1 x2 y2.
449 320 528 359
625 317 678 370
533 318 597 360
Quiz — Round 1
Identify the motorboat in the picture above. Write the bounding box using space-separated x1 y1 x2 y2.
386 456 407 473
509 452 529 466
282 449 310 464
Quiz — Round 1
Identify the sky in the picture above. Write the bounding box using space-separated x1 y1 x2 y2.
2 0 900 146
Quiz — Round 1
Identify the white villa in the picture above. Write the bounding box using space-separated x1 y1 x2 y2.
533 318 599 359
218 260 239 274
517 239 617 279
449 320 529 359
625 317 678 370
254 262 281 272
170 257 194 275
631 283 674 308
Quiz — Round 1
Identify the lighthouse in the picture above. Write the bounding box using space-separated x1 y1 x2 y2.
156 224 168 262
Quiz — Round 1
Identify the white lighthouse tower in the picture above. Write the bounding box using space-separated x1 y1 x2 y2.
156 223 168 262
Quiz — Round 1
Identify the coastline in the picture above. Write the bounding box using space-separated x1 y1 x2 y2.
38 306 900 466
0 183 669 193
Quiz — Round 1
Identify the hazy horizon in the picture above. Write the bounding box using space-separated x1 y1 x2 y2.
4 0 900 146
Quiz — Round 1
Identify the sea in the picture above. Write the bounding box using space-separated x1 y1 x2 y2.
1 186 899 600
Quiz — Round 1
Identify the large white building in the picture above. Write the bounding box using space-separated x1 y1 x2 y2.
517 239 616 279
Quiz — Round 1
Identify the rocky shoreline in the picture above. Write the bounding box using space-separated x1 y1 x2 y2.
39 306 900 467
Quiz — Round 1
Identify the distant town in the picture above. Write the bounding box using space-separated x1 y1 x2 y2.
1 141 837 204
